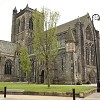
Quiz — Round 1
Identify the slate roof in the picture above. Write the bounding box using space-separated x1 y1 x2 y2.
0 40 17 56
57 13 90 33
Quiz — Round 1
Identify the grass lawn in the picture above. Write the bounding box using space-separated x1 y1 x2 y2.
0 82 96 93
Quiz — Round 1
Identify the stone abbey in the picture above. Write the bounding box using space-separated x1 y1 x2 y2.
0 5 100 84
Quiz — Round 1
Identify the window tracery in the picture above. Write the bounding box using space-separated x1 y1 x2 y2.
29 17 33 30
86 46 89 65
4 59 12 75
91 45 95 66
16 19 20 34
21 16 25 31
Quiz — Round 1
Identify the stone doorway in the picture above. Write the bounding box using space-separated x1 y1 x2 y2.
40 70 44 84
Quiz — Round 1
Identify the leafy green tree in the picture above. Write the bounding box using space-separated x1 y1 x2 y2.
33 8 60 87
19 45 31 83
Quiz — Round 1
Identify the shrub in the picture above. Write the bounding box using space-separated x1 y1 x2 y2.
86 81 91 84
76 79 82 85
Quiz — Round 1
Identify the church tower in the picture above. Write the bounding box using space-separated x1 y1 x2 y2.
11 4 34 82
11 4 33 46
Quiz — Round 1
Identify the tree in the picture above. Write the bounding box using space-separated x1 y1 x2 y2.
33 8 60 87
19 44 31 83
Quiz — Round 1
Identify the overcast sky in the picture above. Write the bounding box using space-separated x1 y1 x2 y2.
0 0 100 41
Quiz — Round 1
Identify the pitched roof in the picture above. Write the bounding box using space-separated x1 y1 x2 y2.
0 40 17 56
57 13 90 33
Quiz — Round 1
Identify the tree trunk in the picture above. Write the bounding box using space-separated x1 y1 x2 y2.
47 68 50 87
36 62 39 84
27 71 30 84
46 55 50 88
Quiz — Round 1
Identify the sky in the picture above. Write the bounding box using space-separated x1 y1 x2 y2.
0 0 100 41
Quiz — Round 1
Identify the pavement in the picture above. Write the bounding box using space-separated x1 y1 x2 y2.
0 93 100 100
0 95 75 100
81 93 100 100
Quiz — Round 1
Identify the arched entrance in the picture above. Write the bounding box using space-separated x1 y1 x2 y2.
41 70 44 84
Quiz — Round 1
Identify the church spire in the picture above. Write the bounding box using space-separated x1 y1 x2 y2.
25 4 30 11
66 27 76 52
26 4 29 8
66 27 75 43
13 6 17 14
14 6 17 10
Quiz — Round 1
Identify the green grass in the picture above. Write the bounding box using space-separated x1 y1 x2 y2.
0 82 96 93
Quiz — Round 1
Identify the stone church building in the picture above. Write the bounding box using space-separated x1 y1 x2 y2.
0 5 100 84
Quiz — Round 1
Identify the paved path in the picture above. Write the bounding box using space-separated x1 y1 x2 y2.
0 95 73 100
79 93 100 100
0 93 100 100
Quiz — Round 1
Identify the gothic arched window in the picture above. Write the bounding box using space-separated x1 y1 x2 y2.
86 25 93 41
61 55 65 71
4 59 12 75
86 47 89 65
21 16 25 32
72 29 78 43
91 45 95 66
29 17 33 30
16 19 20 34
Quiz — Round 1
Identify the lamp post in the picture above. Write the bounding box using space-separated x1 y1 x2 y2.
92 14 100 92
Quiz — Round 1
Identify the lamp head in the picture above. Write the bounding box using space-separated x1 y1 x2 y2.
92 14 100 21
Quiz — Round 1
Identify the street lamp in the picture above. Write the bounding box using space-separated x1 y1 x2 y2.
92 14 100 92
